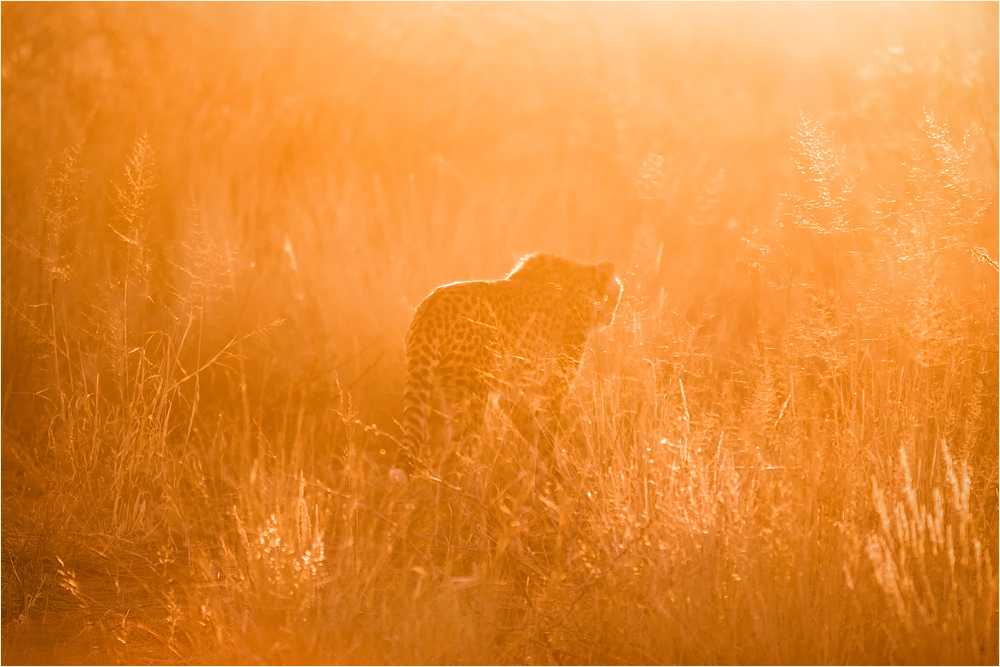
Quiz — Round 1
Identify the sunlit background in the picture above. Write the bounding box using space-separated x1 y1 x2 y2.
2 3 997 664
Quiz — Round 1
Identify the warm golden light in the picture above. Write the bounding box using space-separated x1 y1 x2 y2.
2 3 997 664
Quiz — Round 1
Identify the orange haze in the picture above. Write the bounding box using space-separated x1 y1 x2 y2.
2 3 997 664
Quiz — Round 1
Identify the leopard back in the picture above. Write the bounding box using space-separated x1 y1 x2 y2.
392 254 621 481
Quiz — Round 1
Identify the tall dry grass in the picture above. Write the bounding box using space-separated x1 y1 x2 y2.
2 3 997 664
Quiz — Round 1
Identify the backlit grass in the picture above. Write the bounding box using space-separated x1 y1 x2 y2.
2 3 997 664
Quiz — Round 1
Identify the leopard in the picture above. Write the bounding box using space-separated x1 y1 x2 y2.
389 253 622 485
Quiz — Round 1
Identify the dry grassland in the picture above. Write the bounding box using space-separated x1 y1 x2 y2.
2 3 997 664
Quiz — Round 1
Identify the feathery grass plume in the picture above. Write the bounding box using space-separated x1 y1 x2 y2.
915 110 987 247
787 112 856 235
173 205 233 317
108 133 158 360
40 144 85 288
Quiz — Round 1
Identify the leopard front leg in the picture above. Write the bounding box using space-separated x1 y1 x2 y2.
542 346 585 434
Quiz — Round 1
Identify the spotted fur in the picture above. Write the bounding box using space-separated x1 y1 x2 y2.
391 253 622 482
